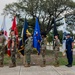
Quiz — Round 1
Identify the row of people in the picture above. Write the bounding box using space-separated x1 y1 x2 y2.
0 30 74 67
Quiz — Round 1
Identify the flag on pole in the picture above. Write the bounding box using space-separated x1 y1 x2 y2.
11 16 19 47
18 18 28 56
1 16 11 56
52 17 59 47
1 15 8 40
7 37 11 56
33 17 41 54
11 16 18 35
62 16 67 53
22 18 28 44
53 17 58 37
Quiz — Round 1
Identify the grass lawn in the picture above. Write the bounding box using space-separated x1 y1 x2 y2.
4 50 75 66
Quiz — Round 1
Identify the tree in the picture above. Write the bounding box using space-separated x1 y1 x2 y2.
3 0 75 35
66 11 75 32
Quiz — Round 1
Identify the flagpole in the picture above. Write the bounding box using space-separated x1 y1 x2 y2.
53 17 55 50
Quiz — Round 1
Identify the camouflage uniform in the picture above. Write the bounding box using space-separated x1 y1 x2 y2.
10 35 16 67
54 39 60 66
0 33 6 67
41 37 47 66
24 36 33 67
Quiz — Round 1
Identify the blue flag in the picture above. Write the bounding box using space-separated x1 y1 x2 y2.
22 18 28 43
18 18 28 56
33 17 41 54
18 39 24 56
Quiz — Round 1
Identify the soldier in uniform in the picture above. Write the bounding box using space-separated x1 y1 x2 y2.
54 35 60 67
0 30 6 67
40 32 47 67
24 30 33 67
66 33 74 67
9 30 16 68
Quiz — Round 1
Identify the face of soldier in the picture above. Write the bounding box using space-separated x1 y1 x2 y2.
55 35 58 39
66 35 70 38
42 35 44 38
11 31 15 36
26 34 29 37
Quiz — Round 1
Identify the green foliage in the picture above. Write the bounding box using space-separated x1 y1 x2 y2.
3 0 75 35
47 32 53 42
47 31 63 43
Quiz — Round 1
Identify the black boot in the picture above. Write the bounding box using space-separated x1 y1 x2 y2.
0 62 3 67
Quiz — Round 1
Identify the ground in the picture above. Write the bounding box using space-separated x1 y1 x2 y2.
4 50 75 66
1 50 75 75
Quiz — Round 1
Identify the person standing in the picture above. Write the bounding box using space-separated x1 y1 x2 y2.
40 32 47 67
9 30 16 68
0 30 6 67
54 35 60 67
24 31 33 67
66 33 74 67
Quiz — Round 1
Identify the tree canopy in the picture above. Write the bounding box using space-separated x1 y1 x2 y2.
3 0 75 35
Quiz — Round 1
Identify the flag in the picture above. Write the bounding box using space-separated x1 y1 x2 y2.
18 39 24 56
1 16 11 56
22 18 28 43
11 16 19 47
52 17 58 47
11 16 18 35
53 18 58 37
7 37 11 56
18 18 28 56
62 16 67 53
1 15 8 40
33 17 41 54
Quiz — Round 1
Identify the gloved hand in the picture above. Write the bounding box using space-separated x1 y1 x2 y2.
62 52 66 56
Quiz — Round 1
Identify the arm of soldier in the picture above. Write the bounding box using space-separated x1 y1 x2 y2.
70 38 74 51
3 35 6 44
72 42 74 51
57 39 61 50
44 38 47 45
3 36 6 49
11 39 15 51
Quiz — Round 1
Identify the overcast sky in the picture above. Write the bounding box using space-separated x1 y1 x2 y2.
0 0 17 35
0 0 75 35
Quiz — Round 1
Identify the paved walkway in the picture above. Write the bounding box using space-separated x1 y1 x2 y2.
0 66 75 75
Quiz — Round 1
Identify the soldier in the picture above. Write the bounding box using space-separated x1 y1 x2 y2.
40 32 47 67
54 35 60 67
24 30 33 67
66 33 74 67
9 30 16 68
0 30 6 67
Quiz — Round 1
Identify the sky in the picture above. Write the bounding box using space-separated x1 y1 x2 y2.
0 0 17 35
0 0 75 35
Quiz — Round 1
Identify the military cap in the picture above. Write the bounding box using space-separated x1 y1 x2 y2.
66 33 70 36
41 32 46 37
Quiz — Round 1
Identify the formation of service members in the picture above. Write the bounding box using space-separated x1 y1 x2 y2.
0 30 74 68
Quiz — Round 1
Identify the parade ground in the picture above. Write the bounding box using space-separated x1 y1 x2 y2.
0 66 75 75
1 50 75 75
